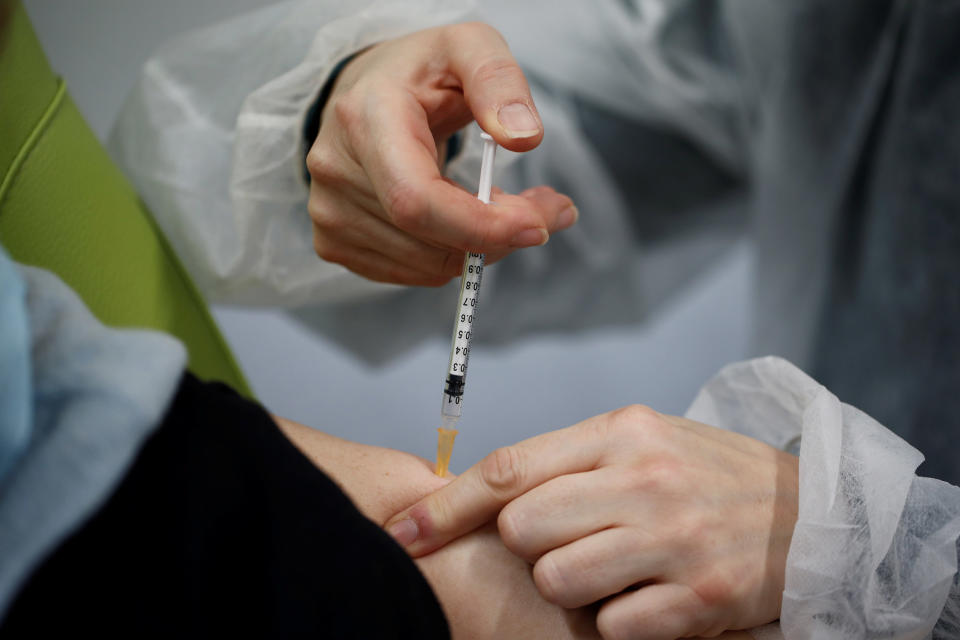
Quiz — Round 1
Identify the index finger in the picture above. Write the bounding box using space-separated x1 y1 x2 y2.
383 417 608 557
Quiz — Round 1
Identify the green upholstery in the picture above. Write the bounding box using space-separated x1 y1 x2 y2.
0 2 252 397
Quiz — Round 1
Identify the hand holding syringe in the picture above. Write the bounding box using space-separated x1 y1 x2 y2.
308 27 577 287
436 132 498 476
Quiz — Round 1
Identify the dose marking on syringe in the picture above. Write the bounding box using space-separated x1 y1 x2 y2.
446 252 484 407
441 131 496 424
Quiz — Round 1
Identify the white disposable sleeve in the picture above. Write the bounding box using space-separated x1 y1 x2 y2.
109 0 752 359
108 0 476 307
478 0 748 171
686 357 960 639
414 0 754 361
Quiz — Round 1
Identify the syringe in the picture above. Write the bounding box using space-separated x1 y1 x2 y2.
436 131 498 477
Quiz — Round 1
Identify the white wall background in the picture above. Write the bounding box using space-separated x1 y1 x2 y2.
23 0 755 472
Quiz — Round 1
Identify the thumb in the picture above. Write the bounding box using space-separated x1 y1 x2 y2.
446 22 543 152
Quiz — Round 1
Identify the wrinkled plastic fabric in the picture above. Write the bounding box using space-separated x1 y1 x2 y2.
110 1 960 636
109 0 479 307
109 0 955 382
687 357 960 639
109 0 750 363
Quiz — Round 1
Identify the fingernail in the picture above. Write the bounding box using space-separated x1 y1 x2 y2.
387 519 419 547
558 206 578 229
511 228 548 247
498 103 540 138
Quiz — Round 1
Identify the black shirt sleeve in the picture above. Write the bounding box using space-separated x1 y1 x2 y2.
2 374 450 639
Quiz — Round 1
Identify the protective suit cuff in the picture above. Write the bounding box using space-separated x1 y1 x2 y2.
687 356 960 637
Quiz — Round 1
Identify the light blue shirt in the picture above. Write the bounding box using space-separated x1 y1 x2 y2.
0 248 186 620
0 250 31 483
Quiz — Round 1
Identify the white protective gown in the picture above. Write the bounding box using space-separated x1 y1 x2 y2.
108 1 960 637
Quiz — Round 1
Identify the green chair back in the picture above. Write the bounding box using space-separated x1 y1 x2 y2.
0 2 252 397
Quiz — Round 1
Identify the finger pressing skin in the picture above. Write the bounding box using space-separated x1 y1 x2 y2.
384 417 612 556
532 527 669 609
444 22 544 151
597 583 711 640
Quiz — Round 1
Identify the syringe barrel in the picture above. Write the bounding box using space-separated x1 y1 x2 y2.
441 250 484 417
439 133 495 422
441 383 464 419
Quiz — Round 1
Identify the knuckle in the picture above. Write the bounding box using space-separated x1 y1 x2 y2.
496 504 527 555
596 607 636 640
306 196 324 225
305 145 346 187
690 569 737 611
472 55 522 89
445 21 505 49
312 232 347 265
305 146 322 179
686 579 734 635
331 88 362 130
479 446 526 499
307 199 344 240
532 556 568 606
618 465 651 495
608 404 664 440
332 87 379 157
638 459 684 496
615 403 659 424
421 493 454 537
385 183 428 233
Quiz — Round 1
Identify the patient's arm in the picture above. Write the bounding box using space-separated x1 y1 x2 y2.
276 417 600 639
275 417 760 640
